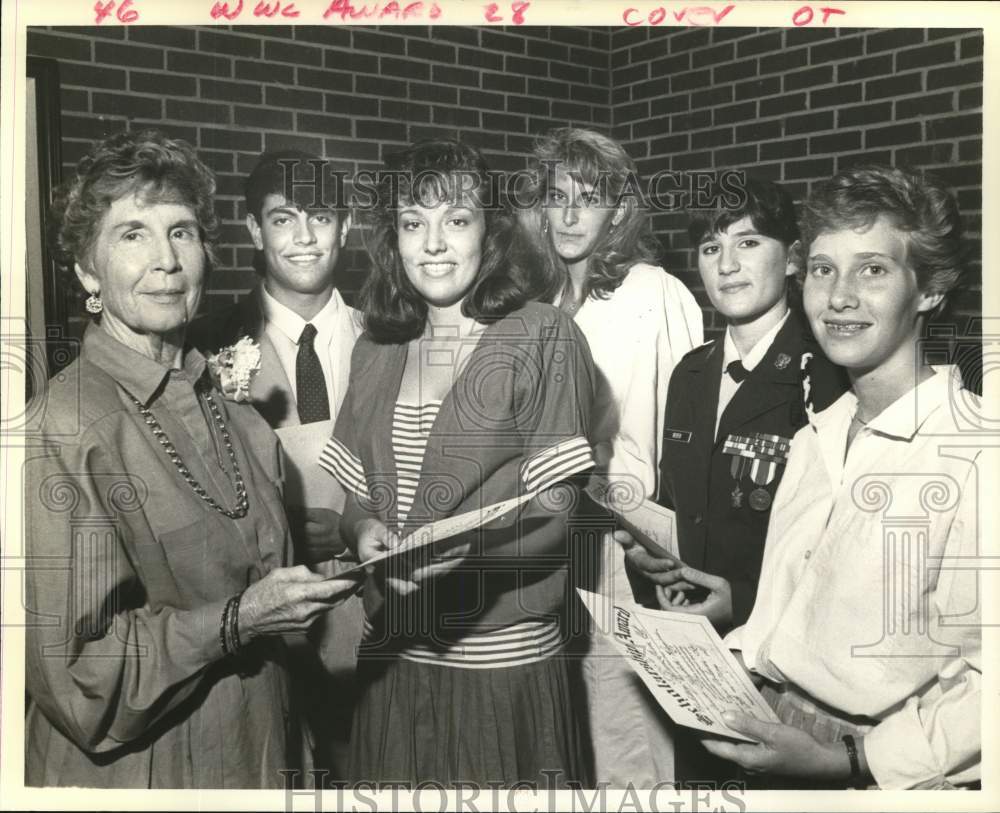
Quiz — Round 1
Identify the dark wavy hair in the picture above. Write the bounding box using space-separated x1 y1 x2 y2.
521 127 661 302
50 129 219 275
687 174 800 249
800 165 966 304
360 139 539 344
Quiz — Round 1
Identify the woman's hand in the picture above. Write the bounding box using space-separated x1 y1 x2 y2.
354 518 402 567
701 711 860 782
238 565 362 641
655 565 734 630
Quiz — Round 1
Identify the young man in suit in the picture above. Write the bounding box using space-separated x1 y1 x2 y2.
190 149 363 777
617 176 847 786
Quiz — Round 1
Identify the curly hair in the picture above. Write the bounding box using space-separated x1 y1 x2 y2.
521 127 661 302
800 165 966 301
50 129 219 273
359 139 540 344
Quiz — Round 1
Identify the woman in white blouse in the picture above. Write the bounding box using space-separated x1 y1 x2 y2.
699 165 981 789
519 127 703 785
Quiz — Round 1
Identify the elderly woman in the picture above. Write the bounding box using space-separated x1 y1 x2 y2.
518 127 703 785
25 130 359 788
683 166 980 788
318 139 597 786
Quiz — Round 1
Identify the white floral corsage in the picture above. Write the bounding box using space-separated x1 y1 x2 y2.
206 336 261 403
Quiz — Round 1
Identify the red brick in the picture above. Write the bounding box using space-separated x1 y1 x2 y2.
735 76 780 101
689 86 733 111
896 41 957 71
198 29 261 59
837 54 892 84
200 127 261 152
60 64 127 91
894 92 954 120
785 111 834 135
264 39 322 66
865 122 922 149
169 51 232 78
894 143 955 166
352 29 406 55
199 77 261 105
712 101 755 126
810 83 862 109
380 100 432 124
927 61 983 89
838 101 892 128
235 106 292 130
166 99 230 125
297 112 353 137
380 56 431 81
93 92 162 119
760 93 806 118
459 47 503 72
95 41 163 69
433 65 480 89
28 31 92 62
924 113 981 141
761 139 806 161
866 29 924 53
810 132 862 154
784 65 833 93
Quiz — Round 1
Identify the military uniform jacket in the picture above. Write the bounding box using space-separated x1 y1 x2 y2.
657 312 847 629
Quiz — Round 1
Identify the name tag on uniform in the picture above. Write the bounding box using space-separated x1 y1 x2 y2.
663 428 692 444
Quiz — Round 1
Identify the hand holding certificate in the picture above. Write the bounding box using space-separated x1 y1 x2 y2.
585 477 679 561
332 492 536 580
577 589 779 743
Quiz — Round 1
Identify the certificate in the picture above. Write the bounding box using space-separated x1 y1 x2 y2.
333 491 535 578
578 589 779 743
586 477 680 561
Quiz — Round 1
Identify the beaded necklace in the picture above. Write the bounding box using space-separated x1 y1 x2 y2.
126 388 249 519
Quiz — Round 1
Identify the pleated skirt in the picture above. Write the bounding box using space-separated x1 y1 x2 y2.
347 653 589 789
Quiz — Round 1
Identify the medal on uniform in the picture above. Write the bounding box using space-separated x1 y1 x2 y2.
749 488 772 511
724 432 792 511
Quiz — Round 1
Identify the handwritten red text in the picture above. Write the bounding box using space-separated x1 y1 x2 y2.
484 1 530 24
254 0 300 16
322 0 441 19
624 5 735 26
210 0 243 19
792 5 845 25
94 0 138 24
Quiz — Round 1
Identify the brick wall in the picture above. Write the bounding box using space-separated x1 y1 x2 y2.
28 24 983 358
610 26 983 343
27 24 611 314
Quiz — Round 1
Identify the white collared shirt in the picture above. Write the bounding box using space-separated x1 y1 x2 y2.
715 309 790 438
259 285 351 418
726 366 982 788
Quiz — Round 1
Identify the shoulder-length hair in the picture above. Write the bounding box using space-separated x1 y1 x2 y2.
521 127 661 302
360 139 539 344
50 129 219 272
800 164 967 304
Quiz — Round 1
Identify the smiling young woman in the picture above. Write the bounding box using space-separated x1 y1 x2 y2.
710 166 981 790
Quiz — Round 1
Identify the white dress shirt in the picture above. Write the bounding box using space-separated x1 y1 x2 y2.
715 309 790 438
727 366 981 789
259 285 357 419
569 262 704 499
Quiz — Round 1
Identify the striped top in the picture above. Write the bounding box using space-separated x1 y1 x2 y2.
391 401 441 526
